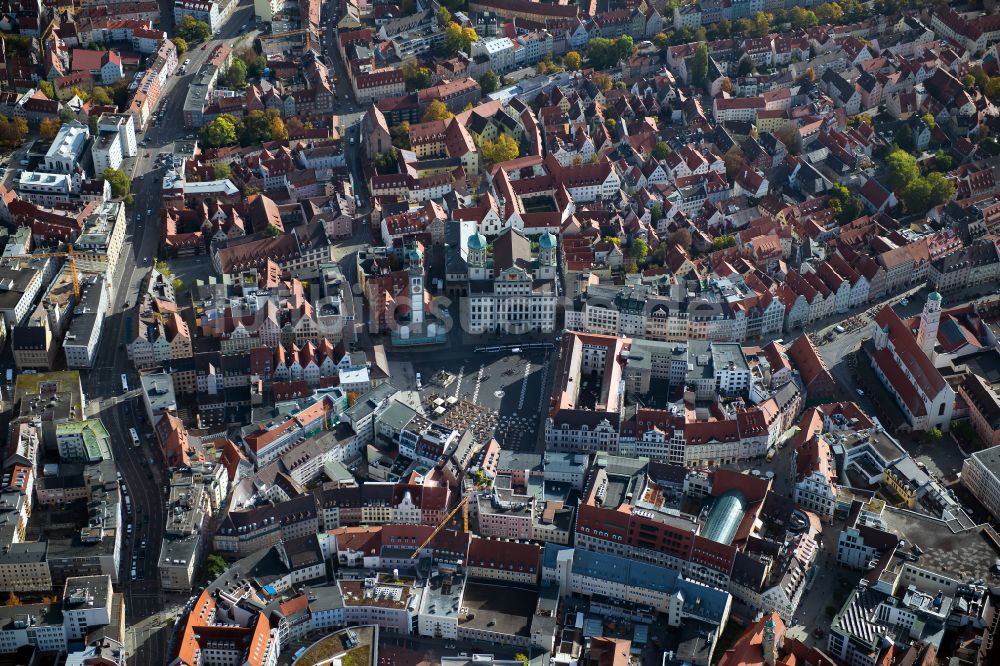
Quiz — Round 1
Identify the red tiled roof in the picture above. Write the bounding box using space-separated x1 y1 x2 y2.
788 335 835 392
467 537 541 573
873 305 946 402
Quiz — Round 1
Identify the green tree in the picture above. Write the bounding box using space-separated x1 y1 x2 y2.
691 43 709 89
564 50 582 70
614 35 635 61
374 148 399 174
934 150 953 172
201 114 239 147
479 70 500 95
402 60 432 90
712 234 737 250
962 74 976 91
815 2 844 23
631 237 649 262
650 202 663 222
90 86 113 106
173 37 188 55
829 183 864 223
436 6 451 26
885 148 919 190
103 168 130 198
894 122 913 151
240 48 267 78
239 110 281 145
177 15 211 42
264 224 282 237
391 121 411 149
750 11 770 37
843 0 866 21
788 6 818 28
925 171 955 207
653 32 670 53
514 655 528 665
214 163 232 180
481 133 519 165
224 59 247 89
587 37 619 69
206 554 227 579
652 141 671 160
443 22 476 54
925 427 942 442
422 99 453 122
110 79 130 109
737 57 755 77
38 80 55 99
986 78 1000 102
900 177 932 214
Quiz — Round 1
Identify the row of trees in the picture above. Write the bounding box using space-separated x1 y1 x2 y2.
655 0 890 52
200 109 288 148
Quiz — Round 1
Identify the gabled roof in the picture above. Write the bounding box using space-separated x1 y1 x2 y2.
872 305 946 404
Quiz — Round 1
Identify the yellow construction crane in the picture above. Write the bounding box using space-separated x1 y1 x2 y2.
409 495 469 558
7 246 79 300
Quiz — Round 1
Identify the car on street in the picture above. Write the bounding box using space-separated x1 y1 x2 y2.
144 257 150 264
184 58 191 65
856 388 864 396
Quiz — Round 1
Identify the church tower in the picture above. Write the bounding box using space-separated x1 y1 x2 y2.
762 615 779 666
407 246 424 326
916 292 941 360
537 231 557 280
467 231 489 281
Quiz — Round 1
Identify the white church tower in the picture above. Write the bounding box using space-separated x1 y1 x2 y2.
916 292 941 360
407 246 424 326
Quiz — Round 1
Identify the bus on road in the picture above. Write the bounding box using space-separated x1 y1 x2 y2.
121 374 129 392
129 428 140 448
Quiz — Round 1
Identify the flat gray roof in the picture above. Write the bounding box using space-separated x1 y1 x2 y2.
880 507 1000 582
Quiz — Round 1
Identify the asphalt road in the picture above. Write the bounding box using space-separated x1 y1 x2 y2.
78 4 262 664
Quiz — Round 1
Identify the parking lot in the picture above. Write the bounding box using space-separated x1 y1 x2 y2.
403 346 554 453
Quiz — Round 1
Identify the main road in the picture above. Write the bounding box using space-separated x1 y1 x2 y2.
80 3 261 663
